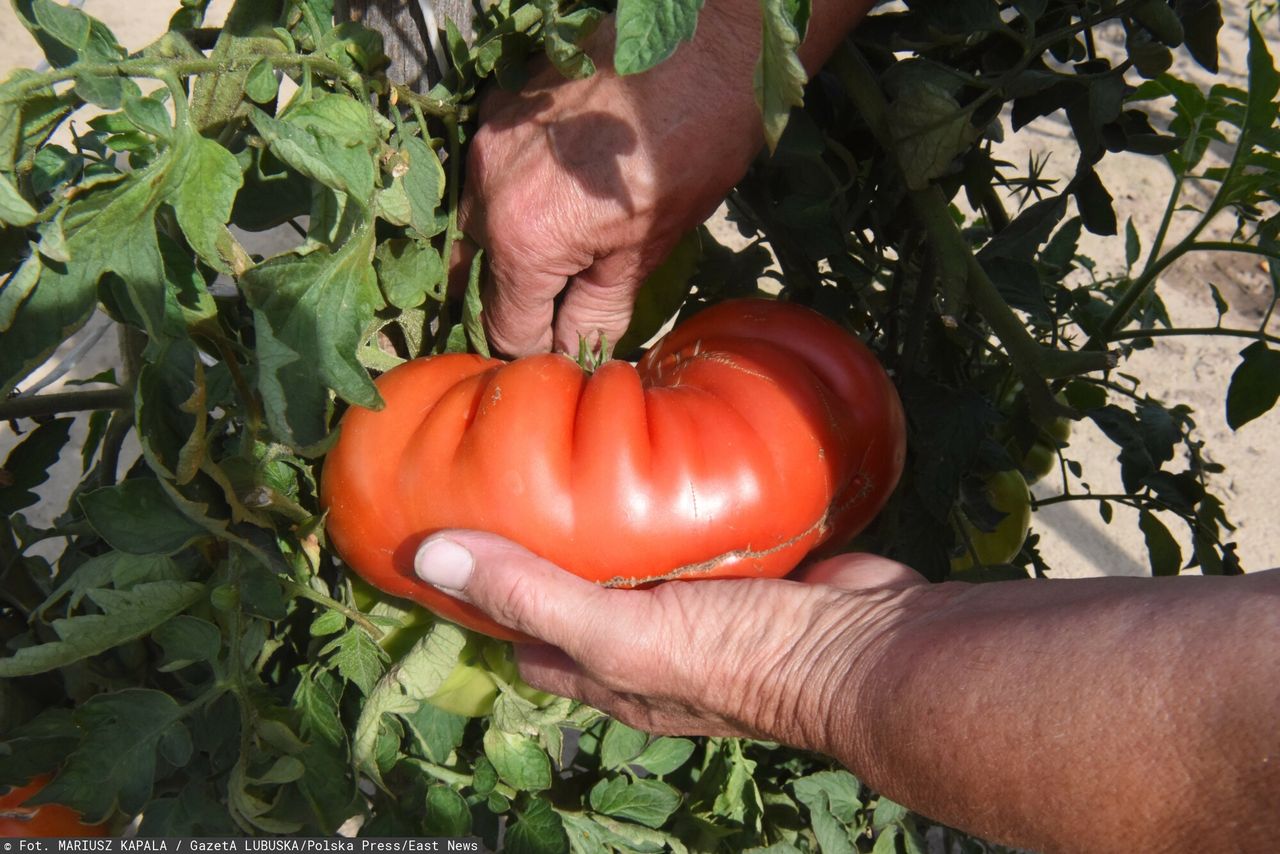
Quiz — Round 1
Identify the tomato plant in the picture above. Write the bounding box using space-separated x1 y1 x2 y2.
0 0 1274 848
0 777 108 838
323 298 905 638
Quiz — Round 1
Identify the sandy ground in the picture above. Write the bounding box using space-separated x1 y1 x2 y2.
2 2 1277 579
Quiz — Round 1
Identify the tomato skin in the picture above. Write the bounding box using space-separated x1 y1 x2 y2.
322 299 906 639
0 776 109 838
950 470 1032 572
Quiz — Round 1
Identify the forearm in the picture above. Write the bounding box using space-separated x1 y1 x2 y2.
826 572 1280 851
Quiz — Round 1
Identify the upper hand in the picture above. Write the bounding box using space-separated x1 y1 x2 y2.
458 12 763 356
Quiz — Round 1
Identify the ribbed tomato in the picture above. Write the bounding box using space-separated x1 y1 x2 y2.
0 776 109 837
322 299 906 639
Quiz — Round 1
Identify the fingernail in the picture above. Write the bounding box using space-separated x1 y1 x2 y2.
415 537 475 597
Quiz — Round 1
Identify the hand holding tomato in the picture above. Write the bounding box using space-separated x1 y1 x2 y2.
414 529 925 741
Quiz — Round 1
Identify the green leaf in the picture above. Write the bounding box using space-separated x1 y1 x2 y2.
403 703 467 764
614 0 704 76
0 250 41 332
31 0 92 54
79 479 209 555
0 416 70 514
423 785 471 836
123 94 173 140
889 82 977 190
464 248 490 357
171 129 244 272
600 719 650 769
0 173 38 225
1124 218 1141 270
871 796 907 830
483 729 552 792
327 626 386 695
401 136 448 239
506 796 569 854
353 622 465 783
1245 18 1280 136
1175 0 1222 73
870 825 899 854
616 230 700 353
543 5 604 79
242 226 383 451
1138 510 1181 576
153 615 221 672
632 737 696 776
1226 341 1280 430
375 238 443 309
244 58 280 104
39 689 187 823
589 776 682 829
0 582 204 677
249 97 377 203
755 0 807 153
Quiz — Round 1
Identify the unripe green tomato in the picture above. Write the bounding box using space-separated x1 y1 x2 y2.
951 469 1032 572
426 661 501 717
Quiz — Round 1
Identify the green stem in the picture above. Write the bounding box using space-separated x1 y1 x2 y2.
1109 326 1280 346
0 387 132 420
1086 239 1192 348
280 577 384 642
1189 241 1280 260
1 53 465 117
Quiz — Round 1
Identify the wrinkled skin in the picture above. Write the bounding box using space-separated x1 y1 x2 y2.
322 300 906 639
459 1 876 356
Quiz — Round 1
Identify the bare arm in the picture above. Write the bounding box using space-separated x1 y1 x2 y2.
840 572 1280 852
415 532 1280 852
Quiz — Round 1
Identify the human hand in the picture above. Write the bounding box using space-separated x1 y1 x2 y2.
412 529 929 753
458 9 765 356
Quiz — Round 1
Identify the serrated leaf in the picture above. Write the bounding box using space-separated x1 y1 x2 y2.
38 689 185 822
0 250 42 332
353 622 465 783
79 479 208 555
889 82 977 189
153 615 221 672
1124 218 1141 269
328 626 386 696
403 703 467 763
0 582 204 677
0 415 70 514
171 130 244 273
614 0 704 75
1245 18 1279 136
375 238 443 309
31 0 91 54
0 173 38 226
423 785 471 836
600 719 649 769
632 737 696 776
241 226 382 451
248 105 375 203
756 0 807 153
506 796 569 854
1226 341 1280 430
1138 510 1181 576
401 136 447 239
589 776 682 829
484 729 552 792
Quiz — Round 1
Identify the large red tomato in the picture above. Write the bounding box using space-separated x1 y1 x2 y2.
322 299 906 639
0 776 109 837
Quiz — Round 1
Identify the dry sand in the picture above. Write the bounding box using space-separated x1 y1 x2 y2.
2 2 1277 578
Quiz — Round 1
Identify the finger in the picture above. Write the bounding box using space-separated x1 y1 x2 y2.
552 246 662 356
413 530 650 659
795 553 926 591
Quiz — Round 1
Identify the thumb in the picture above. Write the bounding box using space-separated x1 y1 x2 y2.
413 530 624 652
